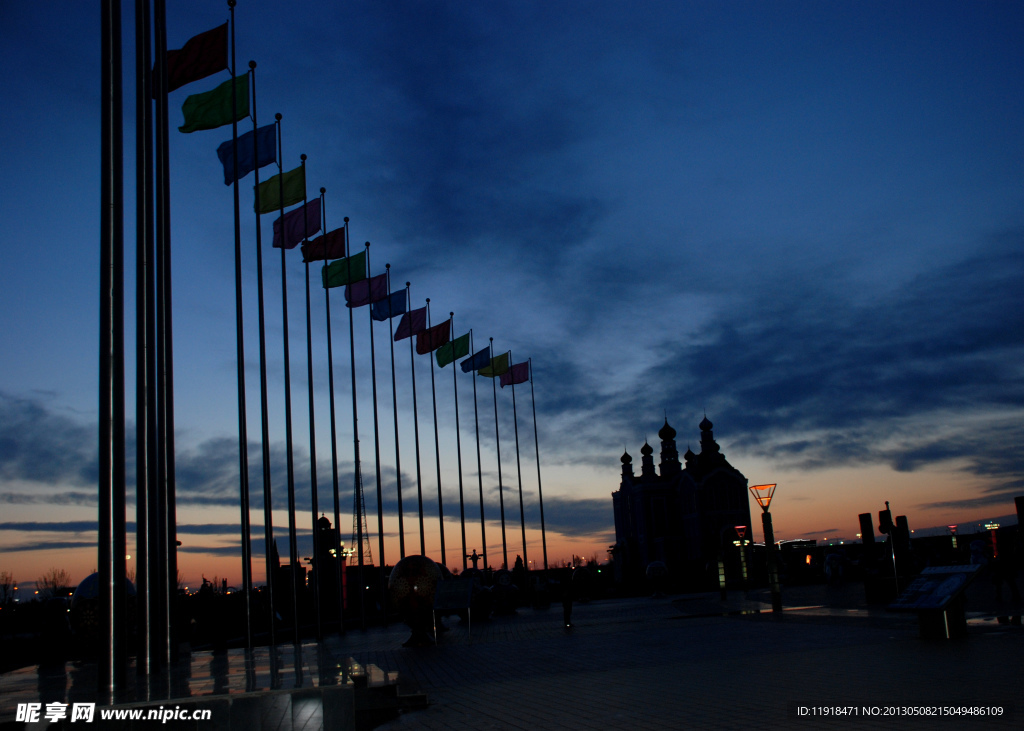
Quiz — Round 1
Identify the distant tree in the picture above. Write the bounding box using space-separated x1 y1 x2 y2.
36 568 73 600
0 571 15 605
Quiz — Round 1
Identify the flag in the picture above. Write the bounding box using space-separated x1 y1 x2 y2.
460 347 491 373
417 320 451 355
216 124 276 185
371 290 407 321
272 198 321 249
345 273 388 307
256 166 304 214
178 74 248 133
161 23 228 96
436 332 470 368
479 353 510 378
394 307 427 341
500 361 530 388
322 251 367 288
302 227 345 262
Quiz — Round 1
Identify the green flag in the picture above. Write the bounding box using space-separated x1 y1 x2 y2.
479 352 509 378
178 74 248 133
322 251 367 289
256 166 305 214
436 332 470 368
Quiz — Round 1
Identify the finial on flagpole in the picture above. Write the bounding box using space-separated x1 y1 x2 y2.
450 311 454 317
228 0 236 8
344 216 349 223
365 241 370 248
385 263 390 270
320 187 325 195
406 281 410 287
300 153 307 161
275 112 282 121
248 60 256 70
426 298 430 303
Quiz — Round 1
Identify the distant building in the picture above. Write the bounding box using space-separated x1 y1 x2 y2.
612 417 753 588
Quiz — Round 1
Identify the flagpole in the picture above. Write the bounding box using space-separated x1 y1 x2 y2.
407 283 425 556
509 351 528 575
490 338 508 569
153 0 176 670
364 243 387 620
323 203 344 634
275 119 300 646
248 60 276 648
386 265 405 559
470 330 487 570
228 0 253 651
529 359 548 571
100 0 127 696
426 300 446 568
345 223 367 630
450 314 468 571
300 157 322 642
133 0 153 676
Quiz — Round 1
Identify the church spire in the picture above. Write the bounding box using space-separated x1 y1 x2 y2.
658 418 680 477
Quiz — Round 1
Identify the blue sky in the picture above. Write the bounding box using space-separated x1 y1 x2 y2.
1 1 1022 587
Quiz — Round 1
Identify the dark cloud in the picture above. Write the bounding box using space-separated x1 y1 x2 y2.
0 392 95 486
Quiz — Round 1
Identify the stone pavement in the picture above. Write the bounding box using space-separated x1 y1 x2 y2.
332 584 1022 730
1 582 1021 729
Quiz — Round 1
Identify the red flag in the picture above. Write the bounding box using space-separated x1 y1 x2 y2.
499 361 530 388
416 320 451 355
302 227 346 262
394 307 426 341
159 23 228 96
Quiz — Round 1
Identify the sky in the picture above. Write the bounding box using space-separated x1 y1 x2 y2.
1 1 1022 591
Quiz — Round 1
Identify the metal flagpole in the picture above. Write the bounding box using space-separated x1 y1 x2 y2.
470 331 487 570
274 120 300 646
100 0 127 696
450 315 468 571
300 159 322 641
426 300 446 567
228 0 253 651
322 203 344 634
345 224 367 629
364 244 387 619
529 359 548 571
153 0 176 670
509 353 528 574
249 60 275 647
133 0 153 676
407 284 426 556
490 339 508 569
385 265 406 559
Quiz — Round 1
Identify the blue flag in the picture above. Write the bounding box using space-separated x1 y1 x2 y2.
461 347 491 373
216 124 276 185
371 290 407 322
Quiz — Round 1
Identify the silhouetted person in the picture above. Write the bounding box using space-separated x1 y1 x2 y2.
562 579 573 628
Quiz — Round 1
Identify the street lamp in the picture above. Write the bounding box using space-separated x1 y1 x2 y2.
749 483 782 613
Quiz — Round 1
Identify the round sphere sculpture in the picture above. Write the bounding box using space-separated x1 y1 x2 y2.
388 555 442 618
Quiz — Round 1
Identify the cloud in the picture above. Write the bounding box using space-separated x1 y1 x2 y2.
0 392 95 486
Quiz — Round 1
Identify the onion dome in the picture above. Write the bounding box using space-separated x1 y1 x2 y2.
620 450 632 464
684 445 695 460
658 419 676 441
699 415 713 432
640 441 653 456
317 514 331 529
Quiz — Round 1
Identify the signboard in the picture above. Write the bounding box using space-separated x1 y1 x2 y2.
432 578 474 611
888 565 981 611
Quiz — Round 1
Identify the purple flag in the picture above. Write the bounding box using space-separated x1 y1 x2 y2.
394 307 427 341
345 273 388 307
272 198 321 249
500 361 530 388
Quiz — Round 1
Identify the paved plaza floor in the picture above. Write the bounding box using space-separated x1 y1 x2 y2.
2 581 1021 729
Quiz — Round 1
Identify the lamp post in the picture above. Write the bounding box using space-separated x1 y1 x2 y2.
750 483 782 613
735 525 749 587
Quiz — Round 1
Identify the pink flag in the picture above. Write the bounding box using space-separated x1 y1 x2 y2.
345 273 388 307
500 361 530 388
394 307 427 341
272 198 321 249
